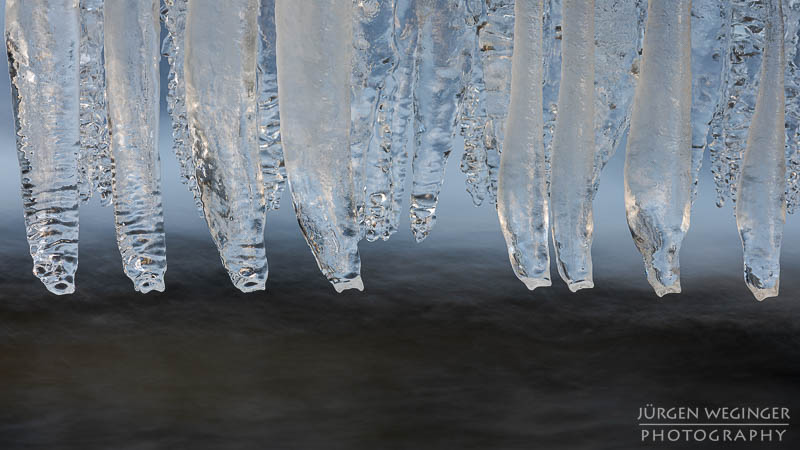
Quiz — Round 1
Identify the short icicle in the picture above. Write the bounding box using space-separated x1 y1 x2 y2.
624 0 693 297
497 0 551 291
185 0 268 292
735 0 786 301
104 0 167 293
550 0 595 292
275 0 363 292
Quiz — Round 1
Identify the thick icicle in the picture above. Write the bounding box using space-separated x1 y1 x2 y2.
78 0 111 205
593 0 646 193
275 0 363 292
257 0 286 211
550 0 595 292
784 0 800 213
409 0 471 242
498 0 550 291
185 0 267 292
161 0 202 210
386 0 418 237
542 0 562 178
735 0 786 301
354 0 398 242
624 0 693 297
689 0 731 200
104 0 166 293
6 0 81 295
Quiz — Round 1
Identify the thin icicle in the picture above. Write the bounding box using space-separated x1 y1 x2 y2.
257 0 285 211
736 0 786 301
498 0 550 291
275 0 363 292
784 0 800 213
78 0 111 205
550 0 595 292
185 0 268 293
624 0 693 297
105 0 166 293
161 0 202 211
542 0 562 185
6 0 81 295
409 0 471 242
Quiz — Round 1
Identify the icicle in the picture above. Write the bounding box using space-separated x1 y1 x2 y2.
275 0 363 292
6 0 81 295
784 0 800 213
593 0 646 193
386 0 418 237
78 0 111 205
690 0 731 200
498 0 550 291
257 0 286 211
354 0 397 242
625 0 692 297
550 0 595 292
185 0 267 292
736 0 786 301
409 0 471 242
709 1 767 207
542 0 562 185
162 0 202 211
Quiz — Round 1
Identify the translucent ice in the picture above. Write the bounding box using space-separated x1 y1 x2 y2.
410 0 471 242
185 0 268 292
735 0 786 301
784 0 800 213
542 0 563 177
257 0 286 211
497 0 551 291
6 0 81 295
550 0 595 292
624 0 693 297
275 0 363 292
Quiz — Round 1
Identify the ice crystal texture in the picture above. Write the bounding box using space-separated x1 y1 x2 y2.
784 0 800 213
542 0 563 179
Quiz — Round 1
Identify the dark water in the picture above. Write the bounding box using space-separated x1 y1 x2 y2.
1 217 799 450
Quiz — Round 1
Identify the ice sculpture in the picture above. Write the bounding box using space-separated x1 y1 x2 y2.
6 0 81 295
78 0 112 205
498 0 551 291
784 1 800 213
550 0 595 292
257 0 286 211
410 0 471 242
162 0 202 210
104 0 167 293
275 0 363 292
185 0 268 292
542 0 562 175
624 0 693 297
735 0 786 301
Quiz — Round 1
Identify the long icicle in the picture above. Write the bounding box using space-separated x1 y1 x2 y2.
104 0 167 293
735 0 786 301
6 0 81 295
185 0 268 292
275 0 363 292
550 0 595 292
624 0 693 297
497 0 550 291
542 0 563 185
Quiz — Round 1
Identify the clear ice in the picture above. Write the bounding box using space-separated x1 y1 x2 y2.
6 0 81 295
257 0 286 211
542 0 563 177
624 0 693 297
78 0 112 205
104 0 167 293
549 0 595 292
185 0 268 293
784 0 800 213
409 0 471 242
735 0 786 301
497 0 551 291
275 0 363 292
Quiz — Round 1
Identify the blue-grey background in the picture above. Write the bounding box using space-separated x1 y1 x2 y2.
0 10 799 450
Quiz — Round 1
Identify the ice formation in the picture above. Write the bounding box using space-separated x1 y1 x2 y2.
185 0 268 293
497 0 551 291
735 0 786 301
784 0 800 213
275 0 364 292
542 0 563 176
549 0 596 292
6 0 81 295
624 0 693 297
